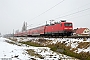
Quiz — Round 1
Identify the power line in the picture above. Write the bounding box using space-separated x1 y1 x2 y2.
67 13 90 20
55 7 90 19
30 1 90 27
36 7 90 27
30 0 65 20
53 2 90 19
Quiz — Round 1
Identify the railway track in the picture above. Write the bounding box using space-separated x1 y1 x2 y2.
5 35 90 39
28 35 90 39
16 36 90 39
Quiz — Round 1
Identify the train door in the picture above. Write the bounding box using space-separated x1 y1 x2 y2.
59 23 63 32
58 23 65 36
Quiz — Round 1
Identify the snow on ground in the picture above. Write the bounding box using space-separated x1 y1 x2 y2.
0 37 79 60
76 45 90 53
19 37 90 53
43 38 90 53
0 37 30 60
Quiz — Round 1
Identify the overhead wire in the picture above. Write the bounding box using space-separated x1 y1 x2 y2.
54 2 90 19
67 13 90 20
55 7 90 19
33 7 90 27
30 0 65 21
30 1 90 26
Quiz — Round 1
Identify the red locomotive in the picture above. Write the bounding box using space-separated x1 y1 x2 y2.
14 20 73 37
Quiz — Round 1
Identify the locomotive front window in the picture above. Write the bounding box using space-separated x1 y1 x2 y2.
64 23 72 26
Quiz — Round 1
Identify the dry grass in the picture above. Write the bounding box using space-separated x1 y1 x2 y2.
5 40 15 45
8 38 17 42
26 49 44 59
8 38 90 60
77 42 90 49
5 39 22 46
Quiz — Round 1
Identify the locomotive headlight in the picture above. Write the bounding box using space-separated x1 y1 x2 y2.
64 28 72 29
69 28 72 29
64 28 68 29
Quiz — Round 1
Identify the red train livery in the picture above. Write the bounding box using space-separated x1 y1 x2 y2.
14 21 73 37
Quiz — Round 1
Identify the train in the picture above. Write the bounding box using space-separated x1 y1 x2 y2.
14 20 73 37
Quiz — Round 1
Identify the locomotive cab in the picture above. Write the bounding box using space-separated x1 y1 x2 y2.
60 21 73 36
45 20 73 36
64 23 72 30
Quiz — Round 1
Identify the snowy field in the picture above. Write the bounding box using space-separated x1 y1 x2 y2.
0 37 80 60
0 37 30 60
16 37 90 53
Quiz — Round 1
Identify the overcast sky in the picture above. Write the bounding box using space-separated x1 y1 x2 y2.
0 0 90 35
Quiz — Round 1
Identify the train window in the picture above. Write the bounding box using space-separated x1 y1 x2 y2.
64 23 72 26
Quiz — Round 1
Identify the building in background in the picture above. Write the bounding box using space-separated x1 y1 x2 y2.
73 28 90 36
22 21 27 32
